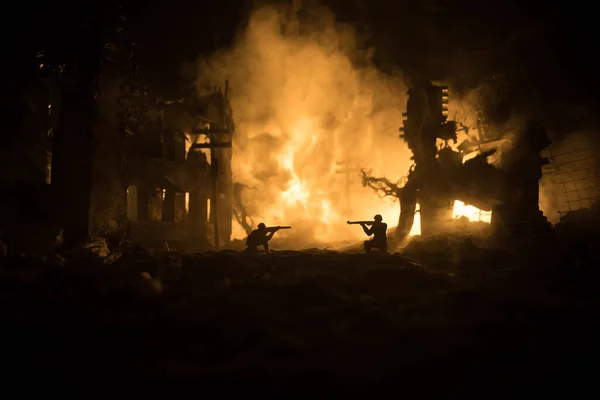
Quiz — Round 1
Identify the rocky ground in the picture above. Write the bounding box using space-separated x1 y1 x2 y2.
2 236 599 396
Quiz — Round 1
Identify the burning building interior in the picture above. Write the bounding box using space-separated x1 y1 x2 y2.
2 0 600 394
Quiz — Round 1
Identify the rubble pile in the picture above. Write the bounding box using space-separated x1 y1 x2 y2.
1 239 598 394
554 201 600 268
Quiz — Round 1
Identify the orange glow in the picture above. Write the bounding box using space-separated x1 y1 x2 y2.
280 151 309 206
409 203 421 236
452 200 491 223
195 4 414 247
184 133 192 156
405 201 489 238
462 151 479 163
196 4 491 247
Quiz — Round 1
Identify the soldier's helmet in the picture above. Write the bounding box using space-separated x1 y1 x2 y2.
373 214 383 222
257 222 266 230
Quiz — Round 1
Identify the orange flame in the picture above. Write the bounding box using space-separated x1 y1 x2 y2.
452 200 491 223
195 4 488 247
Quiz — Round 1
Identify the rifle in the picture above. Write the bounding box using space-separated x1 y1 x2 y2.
265 226 292 232
347 220 375 225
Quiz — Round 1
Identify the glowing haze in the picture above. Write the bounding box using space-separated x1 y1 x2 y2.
193 3 414 247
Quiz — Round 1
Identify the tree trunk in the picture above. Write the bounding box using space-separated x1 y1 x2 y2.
51 32 103 246
395 181 418 245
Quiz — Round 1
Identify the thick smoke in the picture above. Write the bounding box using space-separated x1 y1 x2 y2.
193 3 410 247
447 84 600 224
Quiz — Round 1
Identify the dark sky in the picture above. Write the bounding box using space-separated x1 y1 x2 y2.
121 0 599 134
122 0 251 94
13 0 600 136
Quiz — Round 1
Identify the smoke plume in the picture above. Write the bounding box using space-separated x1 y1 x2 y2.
192 2 411 247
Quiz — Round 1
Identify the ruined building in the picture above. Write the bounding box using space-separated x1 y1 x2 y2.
397 80 465 240
397 80 552 246
490 122 552 243
0 61 235 253
122 84 234 250
540 132 600 222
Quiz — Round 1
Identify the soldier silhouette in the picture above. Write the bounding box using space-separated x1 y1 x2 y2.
245 222 283 253
361 214 388 253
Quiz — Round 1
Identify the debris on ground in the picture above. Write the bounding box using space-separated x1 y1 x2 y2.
0 243 597 395
83 236 110 258
138 271 163 296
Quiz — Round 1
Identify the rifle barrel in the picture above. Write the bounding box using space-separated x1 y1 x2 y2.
347 220 374 225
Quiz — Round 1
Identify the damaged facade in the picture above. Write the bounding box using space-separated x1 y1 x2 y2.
395 80 553 246
2 40 597 254
540 133 600 222
0 56 235 252
121 84 235 250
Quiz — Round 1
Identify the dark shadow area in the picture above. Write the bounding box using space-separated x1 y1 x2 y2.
2 0 600 395
2 246 599 395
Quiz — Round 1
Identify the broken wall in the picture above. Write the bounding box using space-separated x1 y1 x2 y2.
89 66 128 237
0 71 50 187
0 65 61 255
540 131 600 223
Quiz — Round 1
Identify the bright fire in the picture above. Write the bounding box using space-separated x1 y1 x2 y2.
194 4 488 247
400 201 490 237
194 5 412 247
453 200 492 223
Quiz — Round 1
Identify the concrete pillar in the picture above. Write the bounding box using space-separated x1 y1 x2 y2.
419 187 454 236
188 190 207 239
127 185 138 221
420 201 454 236
162 190 176 221
174 192 186 222
137 187 150 221
174 132 186 163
